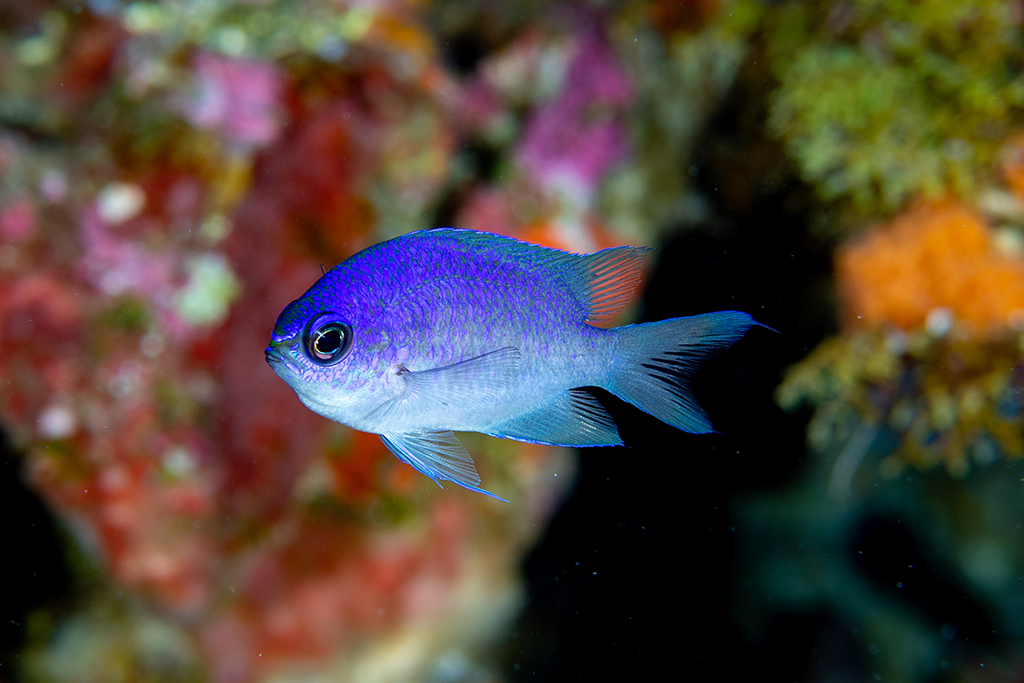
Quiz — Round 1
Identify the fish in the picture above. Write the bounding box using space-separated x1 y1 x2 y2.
266 228 760 500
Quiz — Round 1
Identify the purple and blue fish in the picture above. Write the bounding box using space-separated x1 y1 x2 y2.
266 229 760 500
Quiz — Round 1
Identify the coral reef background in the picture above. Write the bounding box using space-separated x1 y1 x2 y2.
3 1 1024 682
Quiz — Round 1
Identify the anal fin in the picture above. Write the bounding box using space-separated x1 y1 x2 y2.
379 431 508 501
488 388 622 447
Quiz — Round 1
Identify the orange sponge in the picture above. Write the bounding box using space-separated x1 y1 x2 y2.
836 202 1024 333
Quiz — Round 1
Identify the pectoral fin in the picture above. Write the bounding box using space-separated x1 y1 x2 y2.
373 347 521 426
402 346 520 407
379 431 508 502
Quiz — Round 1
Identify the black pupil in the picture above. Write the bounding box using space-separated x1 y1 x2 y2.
314 327 342 356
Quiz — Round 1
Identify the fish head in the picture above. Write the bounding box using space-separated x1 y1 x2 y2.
265 294 398 426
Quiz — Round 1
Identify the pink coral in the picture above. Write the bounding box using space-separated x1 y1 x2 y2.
185 52 283 147
78 205 178 300
516 31 632 202
0 198 36 241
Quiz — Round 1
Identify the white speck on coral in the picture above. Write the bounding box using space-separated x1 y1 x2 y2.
39 169 67 202
200 213 231 243
38 403 76 439
884 329 908 355
1010 309 1024 330
216 26 248 56
107 362 143 401
140 331 165 358
162 446 197 479
994 226 1024 257
174 252 241 326
97 182 146 224
99 269 130 295
925 307 953 337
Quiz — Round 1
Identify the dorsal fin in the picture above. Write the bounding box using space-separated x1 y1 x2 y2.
569 246 650 324
405 229 649 325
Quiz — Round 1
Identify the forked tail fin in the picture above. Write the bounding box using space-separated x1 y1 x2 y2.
607 311 757 433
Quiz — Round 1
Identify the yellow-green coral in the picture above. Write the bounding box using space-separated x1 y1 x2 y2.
760 0 1024 213
778 328 1024 477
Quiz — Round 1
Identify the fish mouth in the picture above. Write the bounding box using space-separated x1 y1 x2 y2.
265 346 284 364
265 346 297 374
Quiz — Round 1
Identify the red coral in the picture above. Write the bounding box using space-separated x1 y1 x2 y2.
0 9 570 679
56 14 125 103
200 502 470 680
216 102 386 522
648 0 723 35
327 430 391 501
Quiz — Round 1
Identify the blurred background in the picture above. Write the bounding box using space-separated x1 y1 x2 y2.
2 0 1024 681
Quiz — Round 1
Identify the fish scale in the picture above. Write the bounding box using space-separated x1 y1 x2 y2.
267 228 762 500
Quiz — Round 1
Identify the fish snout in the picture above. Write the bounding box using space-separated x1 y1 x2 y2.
265 346 286 366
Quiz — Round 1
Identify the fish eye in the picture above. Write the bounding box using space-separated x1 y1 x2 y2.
302 313 352 366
